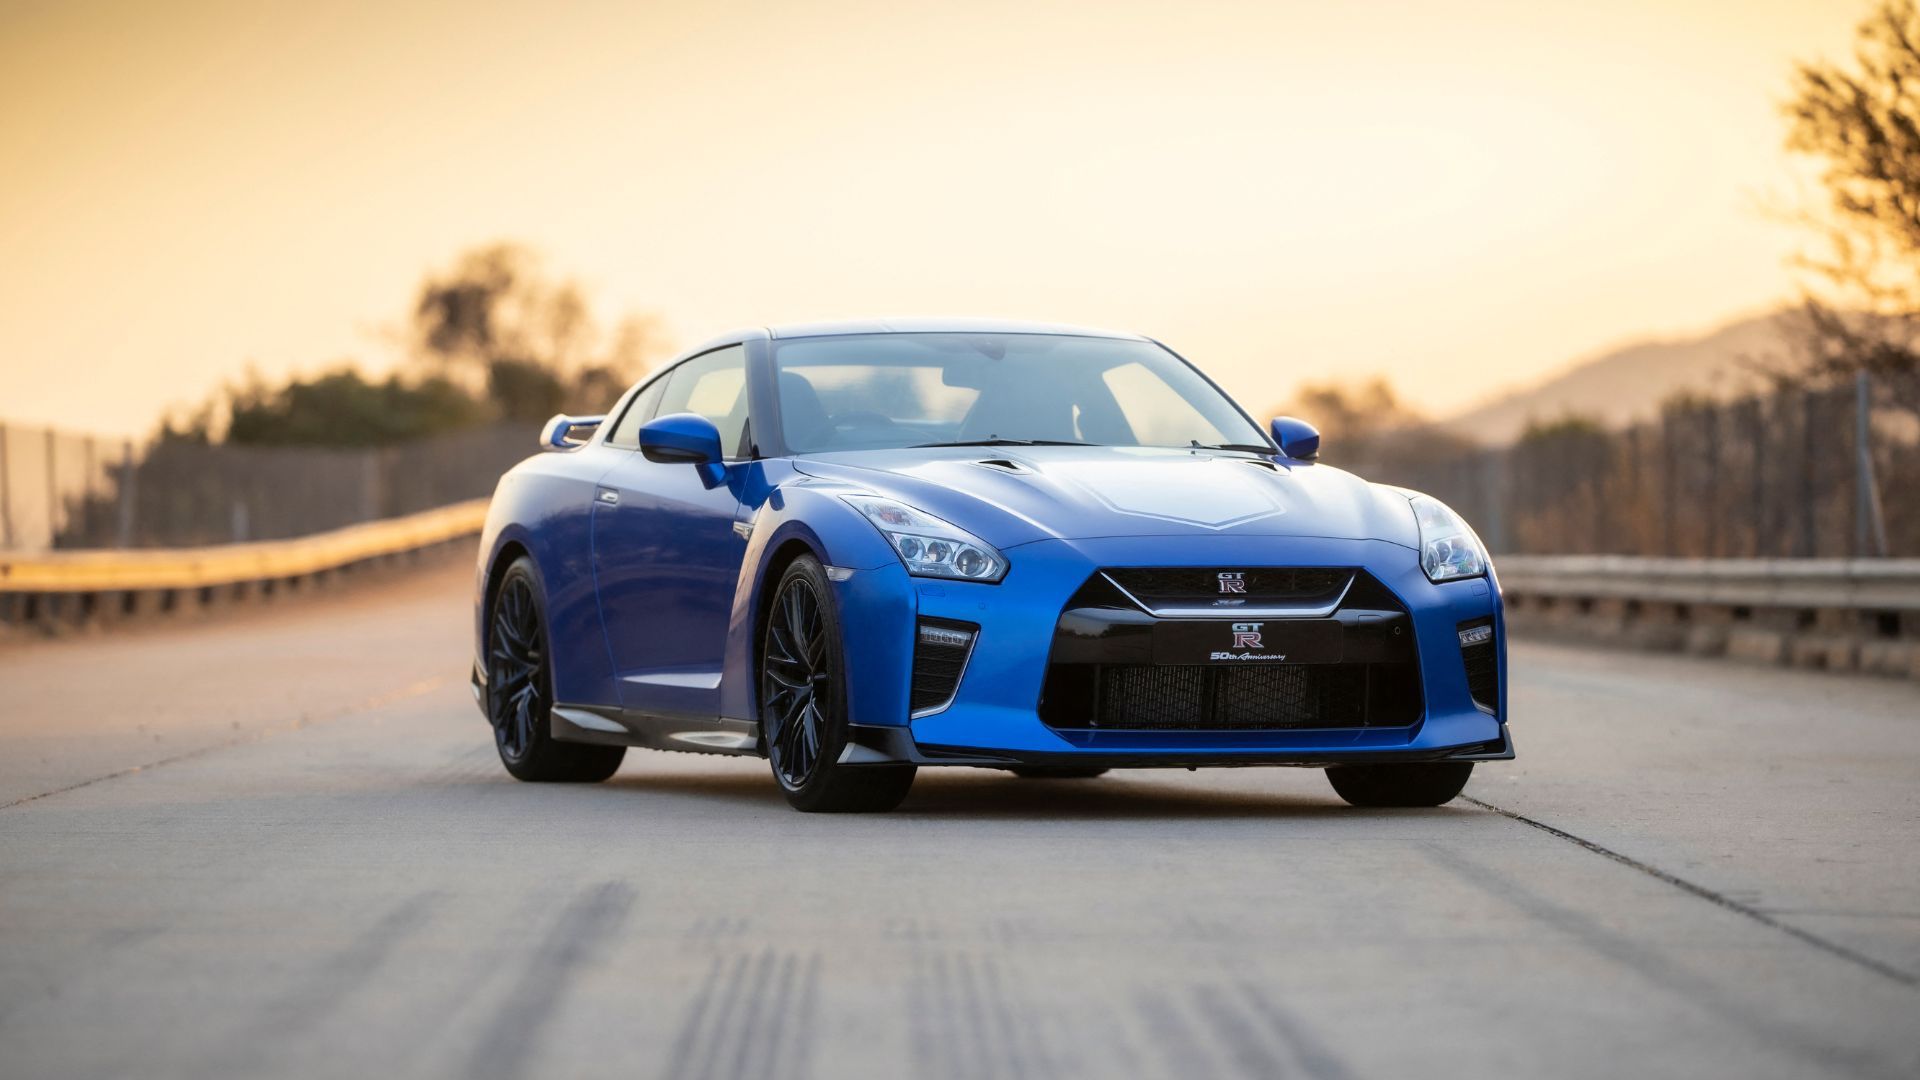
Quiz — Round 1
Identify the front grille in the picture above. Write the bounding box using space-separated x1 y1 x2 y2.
1459 617 1498 714
1040 662 1421 731
1105 567 1351 606
911 618 976 715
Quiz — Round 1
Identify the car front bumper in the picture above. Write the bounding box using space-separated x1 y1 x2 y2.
829 534 1511 767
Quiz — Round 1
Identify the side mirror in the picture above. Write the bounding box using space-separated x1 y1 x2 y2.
639 412 729 488
540 413 603 450
1269 416 1321 461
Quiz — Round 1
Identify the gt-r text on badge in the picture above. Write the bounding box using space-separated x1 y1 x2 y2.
1213 622 1288 661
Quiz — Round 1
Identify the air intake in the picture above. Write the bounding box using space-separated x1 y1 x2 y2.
1457 617 1497 715
911 618 977 716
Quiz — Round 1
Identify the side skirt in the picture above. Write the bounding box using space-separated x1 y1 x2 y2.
550 702 762 757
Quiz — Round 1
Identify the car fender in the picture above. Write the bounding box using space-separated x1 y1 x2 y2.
717 474 914 725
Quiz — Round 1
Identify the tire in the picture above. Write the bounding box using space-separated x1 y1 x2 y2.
761 555 916 812
1008 767 1110 779
486 557 626 783
1325 762 1473 807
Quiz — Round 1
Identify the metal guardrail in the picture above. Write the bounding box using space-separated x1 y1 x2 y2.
0 498 486 636
1496 554 1920 679
1496 555 1920 611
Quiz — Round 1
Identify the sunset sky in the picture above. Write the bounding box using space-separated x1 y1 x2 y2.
0 0 1869 437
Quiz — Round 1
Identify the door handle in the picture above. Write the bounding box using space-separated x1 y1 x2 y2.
596 489 620 505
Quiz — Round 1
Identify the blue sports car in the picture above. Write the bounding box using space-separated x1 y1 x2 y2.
471 319 1510 811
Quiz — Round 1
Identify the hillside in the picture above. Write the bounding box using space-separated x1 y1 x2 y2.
1438 312 1790 444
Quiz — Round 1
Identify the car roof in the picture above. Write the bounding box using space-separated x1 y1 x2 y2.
764 317 1147 341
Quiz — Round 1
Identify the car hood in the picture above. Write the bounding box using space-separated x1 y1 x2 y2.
788 446 1420 550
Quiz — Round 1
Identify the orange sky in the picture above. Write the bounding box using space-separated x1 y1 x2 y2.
0 0 1868 437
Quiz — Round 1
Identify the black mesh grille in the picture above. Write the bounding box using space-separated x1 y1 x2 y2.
1041 663 1418 731
911 619 976 714
1105 567 1351 605
1459 617 1498 714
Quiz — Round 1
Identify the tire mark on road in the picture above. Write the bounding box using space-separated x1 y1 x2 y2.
660 948 820 1080
1422 841 1909 1080
1189 982 1355 1080
466 880 635 1080
1239 982 1355 1080
909 951 1053 1080
1463 795 1920 990
0 675 450 811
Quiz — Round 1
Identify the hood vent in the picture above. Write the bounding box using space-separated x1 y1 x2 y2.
973 458 1033 474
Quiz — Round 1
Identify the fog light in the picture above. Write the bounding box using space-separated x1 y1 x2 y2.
1458 624 1493 647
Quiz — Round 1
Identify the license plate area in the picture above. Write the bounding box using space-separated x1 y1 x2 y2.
1151 620 1345 665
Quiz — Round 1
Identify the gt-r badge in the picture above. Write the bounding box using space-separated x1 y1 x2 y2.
1231 622 1264 649
1218 572 1247 594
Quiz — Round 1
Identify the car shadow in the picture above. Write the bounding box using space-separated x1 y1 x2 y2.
598 765 1458 821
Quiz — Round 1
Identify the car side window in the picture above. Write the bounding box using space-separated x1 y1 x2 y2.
655 345 751 459
605 376 669 447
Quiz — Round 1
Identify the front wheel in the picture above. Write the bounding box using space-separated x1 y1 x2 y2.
761 556 916 812
1325 762 1473 807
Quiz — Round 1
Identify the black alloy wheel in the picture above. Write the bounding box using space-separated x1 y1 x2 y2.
763 573 830 789
760 556 916 812
486 557 624 782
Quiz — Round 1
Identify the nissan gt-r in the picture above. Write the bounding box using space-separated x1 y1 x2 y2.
471 319 1510 811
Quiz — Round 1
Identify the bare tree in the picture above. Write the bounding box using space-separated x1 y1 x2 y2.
411 243 671 418
1784 0 1920 414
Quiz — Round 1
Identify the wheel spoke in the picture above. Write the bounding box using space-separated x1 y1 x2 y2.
767 621 804 670
800 701 822 768
765 664 808 692
775 699 808 766
784 589 810 663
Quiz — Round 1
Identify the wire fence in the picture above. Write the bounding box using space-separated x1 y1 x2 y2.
0 423 533 551
1352 372 1918 558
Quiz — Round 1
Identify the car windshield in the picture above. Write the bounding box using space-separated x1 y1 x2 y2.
770 333 1269 454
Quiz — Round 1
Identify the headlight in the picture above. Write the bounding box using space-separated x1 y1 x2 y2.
1409 494 1488 583
843 495 1007 582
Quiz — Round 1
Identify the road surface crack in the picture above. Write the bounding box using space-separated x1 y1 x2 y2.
1463 794 1919 991
0 674 449 811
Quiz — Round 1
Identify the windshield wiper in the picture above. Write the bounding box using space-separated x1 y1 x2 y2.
909 438 1092 448
1190 441 1277 454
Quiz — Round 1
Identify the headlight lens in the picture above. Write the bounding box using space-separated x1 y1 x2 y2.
843 495 1007 582
1409 494 1488 583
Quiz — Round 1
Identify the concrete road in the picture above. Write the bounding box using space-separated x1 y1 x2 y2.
1 563 1917 1080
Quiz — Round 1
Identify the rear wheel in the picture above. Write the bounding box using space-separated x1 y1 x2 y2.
1008 767 1109 779
487 558 625 783
761 556 916 812
1325 762 1472 807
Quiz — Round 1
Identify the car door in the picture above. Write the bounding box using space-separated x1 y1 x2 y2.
591 344 752 717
